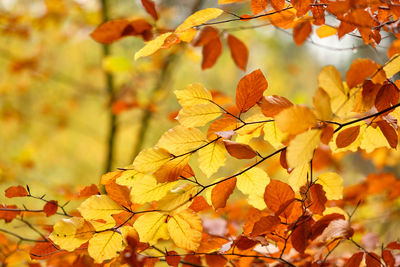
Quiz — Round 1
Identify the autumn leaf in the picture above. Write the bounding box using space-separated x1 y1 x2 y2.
346 58 378 89
383 54 400 78
135 32 173 60
236 69 268 113
78 195 123 223
264 180 295 214
275 105 317 135
177 103 222 127
198 140 227 177
236 167 270 209
5 185 28 198
293 20 312 46
227 34 248 71
133 212 169 245
168 209 203 251
202 36 223 70
316 25 337 38
258 95 293 117
211 178 237 210
251 215 280 236
130 175 178 204
132 147 173 173
88 231 123 263
157 125 205 155
336 125 360 148
175 8 224 33
345 252 364 267
316 172 343 200
43 200 58 217
223 140 257 159
175 83 213 108
286 129 321 168
0 204 20 223
141 0 158 20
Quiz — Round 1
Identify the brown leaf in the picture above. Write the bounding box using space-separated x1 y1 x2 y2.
197 234 230 253
251 215 280 236
308 184 327 215
235 236 258 250
345 252 364 267
251 0 268 15
291 220 311 254
264 180 295 213
318 219 354 242
321 125 334 145
183 255 201 267
293 20 312 46
280 149 289 170
311 213 345 240
202 36 222 70
43 201 58 217
376 120 398 148
141 0 158 20
375 83 399 114
336 125 360 148
192 26 219 47
165 251 181 267
223 140 257 159
346 58 378 89
227 34 248 71
211 178 237 210
365 252 381 267
258 95 293 117
236 69 268 113
5 185 28 198
386 241 400 250
205 253 227 267
382 250 395 267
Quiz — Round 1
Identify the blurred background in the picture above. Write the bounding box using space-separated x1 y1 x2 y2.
0 0 398 241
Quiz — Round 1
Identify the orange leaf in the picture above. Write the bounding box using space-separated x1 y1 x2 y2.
386 241 400 250
183 255 201 267
311 5 325 25
165 251 181 267
192 26 219 47
308 184 327 215
211 178 237 210
43 201 58 217
336 126 360 148
354 80 381 112
274 105 317 135
346 58 378 89
321 125 334 145
207 116 238 139
105 180 132 207
292 0 311 17
5 185 28 198
311 213 345 240
258 95 293 117
189 196 211 212
251 215 280 236
387 39 400 58
293 20 312 46
235 235 258 250
270 0 285 10
79 184 99 198
345 252 364 267
376 120 398 148
202 36 222 70
30 241 64 260
223 140 257 159
141 0 158 20
227 34 248 71
250 0 268 15
365 252 381 267
236 69 268 113
280 149 289 170
205 253 227 267
197 234 230 253
264 180 294 213
0 204 20 223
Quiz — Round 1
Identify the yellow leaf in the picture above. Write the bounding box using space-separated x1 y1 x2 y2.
360 125 390 153
198 140 226 177
178 103 222 127
236 113 268 136
168 209 203 251
132 147 173 173
115 169 141 187
88 231 124 263
263 121 285 149
179 28 198 42
316 25 337 38
313 88 332 120
78 195 123 223
174 83 213 108
275 106 317 135
102 55 132 73
153 153 192 183
286 129 322 168
50 217 94 251
158 184 201 213
316 172 343 200
133 212 169 245
175 8 224 33
236 167 270 210
135 32 172 60
157 125 205 155
288 163 310 194
383 54 400 78
130 175 178 204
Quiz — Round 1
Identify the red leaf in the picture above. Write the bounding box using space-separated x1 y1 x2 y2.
78 184 99 198
235 236 258 250
202 36 222 70
293 20 312 46
376 120 398 148
382 250 395 267
387 241 400 250
291 220 312 254
258 95 293 117
211 178 237 210
0 204 20 223
264 180 295 214
30 241 64 260
236 69 268 113
345 252 364 267
165 251 181 267
43 201 58 217
365 252 381 267
375 84 399 114
336 126 360 148
141 0 158 20
205 253 227 267
227 34 249 71
5 185 28 198
193 26 219 47
223 140 257 159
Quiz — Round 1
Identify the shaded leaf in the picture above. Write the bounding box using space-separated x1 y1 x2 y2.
223 140 257 159
258 95 293 117
227 34 248 71
202 36 223 70
345 252 364 267
264 179 294 214
211 178 237 210
336 125 360 148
